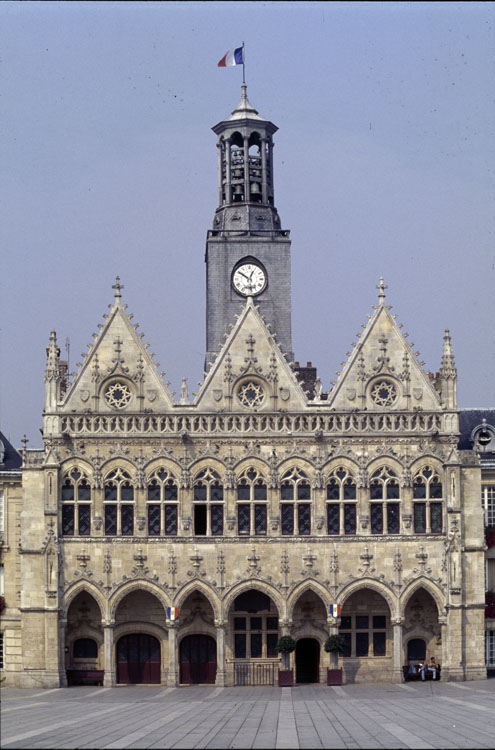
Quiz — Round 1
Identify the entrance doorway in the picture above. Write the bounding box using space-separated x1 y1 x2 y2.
180 634 217 684
295 638 320 683
117 633 160 684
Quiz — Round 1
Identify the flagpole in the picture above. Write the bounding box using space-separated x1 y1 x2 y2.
242 41 246 85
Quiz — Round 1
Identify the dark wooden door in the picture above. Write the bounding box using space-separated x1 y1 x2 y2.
180 635 216 684
295 638 320 683
117 634 160 684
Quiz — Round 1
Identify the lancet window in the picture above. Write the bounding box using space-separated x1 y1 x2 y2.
104 468 135 536
413 466 443 534
236 467 268 536
326 467 357 535
146 468 178 536
369 467 400 534
280 467 311 535
61 468 92 536
193 468 224 536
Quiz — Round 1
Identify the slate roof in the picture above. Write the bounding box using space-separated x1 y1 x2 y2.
458 409 495 449
0 430 22 472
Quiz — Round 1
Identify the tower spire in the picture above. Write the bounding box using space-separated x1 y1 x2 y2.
438 328 457 409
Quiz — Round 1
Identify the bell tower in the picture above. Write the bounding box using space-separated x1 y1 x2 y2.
205 85 293 368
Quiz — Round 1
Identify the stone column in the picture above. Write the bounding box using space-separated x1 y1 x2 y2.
217 141 223 207
215 620 227 686
261 138 268 204
225 138 232 204
167 622 179 686
327 617 341 670
392 617 404 682
243 136 250 202
103 623 116 686
58 617 68 687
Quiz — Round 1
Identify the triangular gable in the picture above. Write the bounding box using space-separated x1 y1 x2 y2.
194 297 308 411
327 301 441 411
61 301 174 413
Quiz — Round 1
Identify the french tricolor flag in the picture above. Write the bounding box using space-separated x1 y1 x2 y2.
329 604 341 617
218 47 244 67
167 607 179 621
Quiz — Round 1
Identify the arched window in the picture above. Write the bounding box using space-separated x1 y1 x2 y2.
193 468 224 536
146 468 178 536
236 467 268 536
413 466 443 534
326 467 357 535
369 467 400 534
104 468 135 536
73 638 98 659
61 468 92 536
280 468 311 536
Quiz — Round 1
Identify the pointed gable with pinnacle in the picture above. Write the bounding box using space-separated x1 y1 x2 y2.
194 296 307 411
60 278 174 414
327 278 441 412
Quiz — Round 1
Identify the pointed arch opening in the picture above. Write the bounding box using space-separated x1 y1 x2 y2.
66 590 103 685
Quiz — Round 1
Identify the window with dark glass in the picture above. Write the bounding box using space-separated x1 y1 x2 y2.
121 505 134 536
148 504 161 535
327 504 339 534
344 504 356 534
238 504 250 535
297 482 310 500
233 609 278 659
164 505 177 536
281 504 294 535
267 633 278 657
373 631 386 656
356 632 369 657
341 632 352 657
235 633 246 659
194 504 207 535
211 505 223 535
73 638 98 659
414 503 426 533
62 505 75 536
78 505 91 536
387 503 400 534
194 483 207 501
105 505 117 535
62 480 75 501
371 504 383 534
356 616 369 629
254 504 267 535
430 503 442 533
298 504 311 535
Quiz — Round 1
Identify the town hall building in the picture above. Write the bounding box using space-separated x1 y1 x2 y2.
0 86 489 687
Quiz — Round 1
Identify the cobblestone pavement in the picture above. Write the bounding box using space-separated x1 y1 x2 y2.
1 679 494 749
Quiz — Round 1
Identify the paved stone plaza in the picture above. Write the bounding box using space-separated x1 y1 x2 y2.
1 679 494 749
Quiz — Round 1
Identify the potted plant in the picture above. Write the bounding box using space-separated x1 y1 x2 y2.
276 635 296 686
325 634 346 685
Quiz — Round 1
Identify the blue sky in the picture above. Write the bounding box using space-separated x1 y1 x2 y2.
1 1 494 448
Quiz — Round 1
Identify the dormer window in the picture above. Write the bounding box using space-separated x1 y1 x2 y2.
472 421 495 452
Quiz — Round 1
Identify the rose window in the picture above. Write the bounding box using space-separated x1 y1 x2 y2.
105 381 132 409
237 381 265 408
370 379 398 407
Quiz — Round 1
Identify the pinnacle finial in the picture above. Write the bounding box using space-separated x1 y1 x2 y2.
376 277 387 303
112 276 124 302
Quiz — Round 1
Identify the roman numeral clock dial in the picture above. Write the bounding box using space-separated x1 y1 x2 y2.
232 262 267 296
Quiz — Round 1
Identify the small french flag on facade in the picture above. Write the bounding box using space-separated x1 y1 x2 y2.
167 607 179 620
218 47 244 67
329 604 341 617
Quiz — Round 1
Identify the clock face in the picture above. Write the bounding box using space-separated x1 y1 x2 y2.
232 263 267 296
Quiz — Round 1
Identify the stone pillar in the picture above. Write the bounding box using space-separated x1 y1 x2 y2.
217 141 223 207
166 622 179 686
392 618 404 683
103 623 116 687
327 617 341 670
215 620 227 686
243 136 249 202
261 138 268 204
58 617 68 687
225 138 232 204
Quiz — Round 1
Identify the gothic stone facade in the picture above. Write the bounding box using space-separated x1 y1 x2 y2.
0 88 487 687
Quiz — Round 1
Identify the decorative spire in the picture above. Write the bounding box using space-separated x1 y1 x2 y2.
112 276 124 303
376 277 387 304
45 330 60 382
440 329 457 378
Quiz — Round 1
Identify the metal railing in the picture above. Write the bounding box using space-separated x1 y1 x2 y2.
234 662 276 686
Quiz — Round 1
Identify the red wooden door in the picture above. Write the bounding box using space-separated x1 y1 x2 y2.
180 635 216 684
117 634 160 684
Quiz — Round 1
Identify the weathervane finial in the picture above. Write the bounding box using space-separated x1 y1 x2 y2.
112 276 124 302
